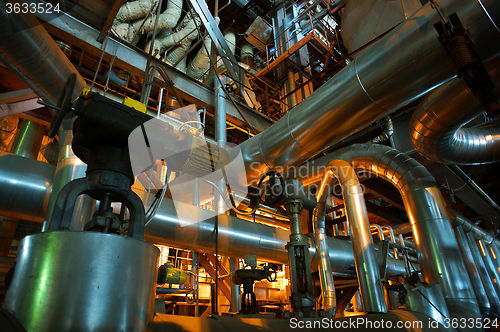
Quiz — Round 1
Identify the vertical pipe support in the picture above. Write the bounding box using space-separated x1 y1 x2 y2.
313 170 336 317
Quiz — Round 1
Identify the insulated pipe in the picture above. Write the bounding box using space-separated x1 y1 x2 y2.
477 239 500 303
186 35 212 80
410 64 500 165
152 12 201 57
447 209 498 246
10 120 45 160
234 0 500 186
314 160 386 314
454 226 491 317
315 144 481 320
0 3 87 105
115 0 154 23
313 170 337 316
240 43 254 67
138 0 183 33
466 232 500 317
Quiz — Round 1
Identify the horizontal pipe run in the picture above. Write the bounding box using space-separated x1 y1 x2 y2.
0 155 412 277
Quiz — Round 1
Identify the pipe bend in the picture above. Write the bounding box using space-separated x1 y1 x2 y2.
409 64 500 165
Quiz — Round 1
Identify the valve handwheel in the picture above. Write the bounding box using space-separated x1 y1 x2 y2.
257 170 285 206
48 73 77 138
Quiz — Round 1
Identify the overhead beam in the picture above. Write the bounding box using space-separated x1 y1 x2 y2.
0 89 37 104
0 98 44 118
36 10 272 132
98 0 126 43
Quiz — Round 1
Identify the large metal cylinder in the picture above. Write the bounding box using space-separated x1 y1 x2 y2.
3 231 159 332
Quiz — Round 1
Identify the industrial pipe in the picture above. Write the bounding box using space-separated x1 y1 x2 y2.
454 226 491 317
465 232 500 317
0 156 413 277
410 64 500 165
0 2 87 105
0 151 54 222
315 160 386 314
233 0 500 186
42 119 95 231
291 144 482 320
312 170 337 316
448 209 498 246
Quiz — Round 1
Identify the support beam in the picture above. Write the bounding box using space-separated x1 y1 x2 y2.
198 254 231 302
0 99 45 118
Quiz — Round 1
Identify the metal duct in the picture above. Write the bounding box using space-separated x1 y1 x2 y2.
307 144 481 319
395 209 499 246
139 190 412 277
314 160 386 314
448 209 498 246
454 226 491 317
152 12 201 57
0 4 87 105
410 64 500 165
115 0 154 23
341 0 422 53
0 151 54 222
138 0 183 33
234 0 500 186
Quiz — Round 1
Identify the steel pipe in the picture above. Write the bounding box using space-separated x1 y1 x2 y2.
465 231 500 317
315 160 386 314
410 63 500 165
0 2 87 105
448 209 498 246
297 144 482 319
313 169 337 316
0 151 54 222
234 0 500 186
10 120 45 160
454 226 491 317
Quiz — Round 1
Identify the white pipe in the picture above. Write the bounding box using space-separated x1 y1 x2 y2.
186 35 212 80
